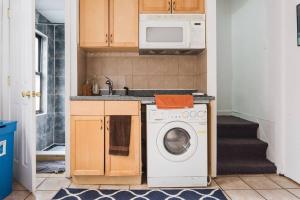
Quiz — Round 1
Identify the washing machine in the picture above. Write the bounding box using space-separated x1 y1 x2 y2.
146 104 208 188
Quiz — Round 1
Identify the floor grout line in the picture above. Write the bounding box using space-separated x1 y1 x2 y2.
23 193 32 200
238 175 268 200
284 188 300 199
36 177 46 189
223 191 232 200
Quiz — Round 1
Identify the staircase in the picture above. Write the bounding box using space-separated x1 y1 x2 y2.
217 116 277 175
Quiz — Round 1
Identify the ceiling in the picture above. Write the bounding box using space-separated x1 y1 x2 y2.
36 0 65 23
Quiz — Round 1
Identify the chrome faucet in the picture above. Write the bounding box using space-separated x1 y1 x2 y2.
105 76 113 95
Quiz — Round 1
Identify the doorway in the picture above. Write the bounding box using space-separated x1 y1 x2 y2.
35 0 66 175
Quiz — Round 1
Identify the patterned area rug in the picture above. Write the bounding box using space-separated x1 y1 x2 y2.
52 188 228 200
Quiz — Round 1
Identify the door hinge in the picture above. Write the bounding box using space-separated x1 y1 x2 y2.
7 8 11 19
7 76 11 86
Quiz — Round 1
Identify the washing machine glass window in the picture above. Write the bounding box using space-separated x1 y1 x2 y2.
164 128 191 155
157 121 198 162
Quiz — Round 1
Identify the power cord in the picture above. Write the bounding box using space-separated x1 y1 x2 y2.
207 176 212 186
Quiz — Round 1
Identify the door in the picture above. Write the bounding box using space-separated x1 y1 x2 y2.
105 116 141 176
80 0 109 48
109 0 139 48
172 0 205 13
71 116 105 176
139 0 171 14
9 0 36 191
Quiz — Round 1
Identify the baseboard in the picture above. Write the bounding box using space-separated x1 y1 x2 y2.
231 111 259 123
73 175 142 185
217 110 233 116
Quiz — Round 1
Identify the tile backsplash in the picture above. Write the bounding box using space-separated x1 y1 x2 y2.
84 52 207 92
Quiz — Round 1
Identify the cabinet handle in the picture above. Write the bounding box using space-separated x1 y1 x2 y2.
106 118 109 132
173 1 176 11
105 34 108 43
168 1 171 11
100 119 103 131
110 34 113 43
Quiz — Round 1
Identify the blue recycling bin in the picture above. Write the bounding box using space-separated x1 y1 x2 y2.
0 120 17 200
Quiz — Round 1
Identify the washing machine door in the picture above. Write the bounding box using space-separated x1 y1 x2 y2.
157 121 198 162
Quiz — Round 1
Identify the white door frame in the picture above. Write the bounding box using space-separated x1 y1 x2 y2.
33 0 72 179
1 0 11 120
64 0 72 178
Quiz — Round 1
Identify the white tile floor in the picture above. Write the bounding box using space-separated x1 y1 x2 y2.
4 173 300 200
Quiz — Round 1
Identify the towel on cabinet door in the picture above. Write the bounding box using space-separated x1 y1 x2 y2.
109 116 131 156
155 95 194 109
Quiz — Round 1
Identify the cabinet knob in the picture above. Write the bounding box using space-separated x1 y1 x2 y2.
106 118 110 132
100 119 103 131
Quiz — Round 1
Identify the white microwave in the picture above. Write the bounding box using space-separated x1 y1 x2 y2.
139 14 206 55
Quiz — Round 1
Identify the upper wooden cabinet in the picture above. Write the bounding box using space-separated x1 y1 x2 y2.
172 0 205 13
79 0 139 49
80 0 109 48
139 0 205 14
139 0 171 13
110 0 139 48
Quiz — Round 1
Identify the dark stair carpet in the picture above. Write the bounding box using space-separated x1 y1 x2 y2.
218 116 259 138
217 116 277 175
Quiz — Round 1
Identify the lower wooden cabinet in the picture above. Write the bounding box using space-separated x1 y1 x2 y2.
105 116 141 176
70 101 141 184
71 116 105 176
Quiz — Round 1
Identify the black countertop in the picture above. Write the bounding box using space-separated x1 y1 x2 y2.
70 90 215 104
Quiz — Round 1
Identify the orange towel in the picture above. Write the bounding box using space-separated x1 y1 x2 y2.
155 95 194 109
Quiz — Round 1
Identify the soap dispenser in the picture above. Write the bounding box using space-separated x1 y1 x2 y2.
92 75 99 95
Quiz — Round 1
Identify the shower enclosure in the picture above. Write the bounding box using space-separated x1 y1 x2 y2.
35 10 65 158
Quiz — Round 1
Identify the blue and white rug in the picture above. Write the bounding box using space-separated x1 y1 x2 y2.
52 188 227 200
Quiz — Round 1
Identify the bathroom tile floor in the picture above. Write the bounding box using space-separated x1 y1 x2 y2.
4 173 300 200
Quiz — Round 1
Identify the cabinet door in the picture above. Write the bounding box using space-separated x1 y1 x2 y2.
172 0 205 13
139 0 171 14
109 0 139 48
80 0 109 48
71 116 105 176
105 116 141 176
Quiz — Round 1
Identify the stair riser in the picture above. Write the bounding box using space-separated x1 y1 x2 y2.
218 127 257 138
218 145 267 160
218 152 267 161
217 167 277 175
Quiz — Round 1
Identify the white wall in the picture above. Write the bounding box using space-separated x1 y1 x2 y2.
281 0 300 183
230 0 285 170
216 0 232 115
206 0 217 98
217 0 300 178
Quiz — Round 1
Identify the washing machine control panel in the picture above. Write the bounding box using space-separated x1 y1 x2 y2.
148 105 207 123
